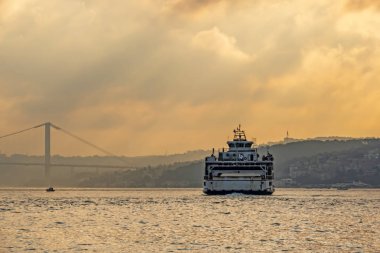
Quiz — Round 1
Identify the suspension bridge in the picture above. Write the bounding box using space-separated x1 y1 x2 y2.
0 122 134 191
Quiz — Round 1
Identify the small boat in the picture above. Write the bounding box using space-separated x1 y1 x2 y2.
46 187 55 192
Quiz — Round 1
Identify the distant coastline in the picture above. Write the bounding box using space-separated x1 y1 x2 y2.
1 138 380 188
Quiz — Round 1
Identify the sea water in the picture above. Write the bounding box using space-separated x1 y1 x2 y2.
0 189 379 252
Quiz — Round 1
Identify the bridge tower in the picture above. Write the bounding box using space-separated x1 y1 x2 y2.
45 122 54 191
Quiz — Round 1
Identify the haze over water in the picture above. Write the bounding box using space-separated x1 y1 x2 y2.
0 189 379 252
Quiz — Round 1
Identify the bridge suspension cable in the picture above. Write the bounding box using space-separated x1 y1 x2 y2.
51 123 128 164
0 124 43 140
0 122 128 164
0 122 131 191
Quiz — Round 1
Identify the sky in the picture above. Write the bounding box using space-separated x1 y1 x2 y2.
0 0 380 156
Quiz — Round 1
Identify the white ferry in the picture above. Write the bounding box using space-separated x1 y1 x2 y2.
203 126 274 195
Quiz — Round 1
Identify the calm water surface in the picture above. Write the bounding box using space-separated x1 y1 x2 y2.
0 188 379 252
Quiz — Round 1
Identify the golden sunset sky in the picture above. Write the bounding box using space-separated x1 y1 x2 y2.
0 0 380 156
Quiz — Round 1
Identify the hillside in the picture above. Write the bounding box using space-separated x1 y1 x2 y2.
80 138 380 188
1 138 379 187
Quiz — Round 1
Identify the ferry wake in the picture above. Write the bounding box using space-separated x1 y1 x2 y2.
203 126 274 195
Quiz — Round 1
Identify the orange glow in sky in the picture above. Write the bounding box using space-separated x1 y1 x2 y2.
0 0 379 156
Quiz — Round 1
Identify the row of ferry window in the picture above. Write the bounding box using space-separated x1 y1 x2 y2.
229 143 251 148
225 153 254 159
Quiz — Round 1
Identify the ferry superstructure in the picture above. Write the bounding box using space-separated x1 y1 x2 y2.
203 126 274 195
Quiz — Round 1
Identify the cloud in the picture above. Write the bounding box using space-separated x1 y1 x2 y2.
164 0 249 16
336 10 380 39
345 0 380 11
166 0 223 13
192 27 252 62
0 0 380 155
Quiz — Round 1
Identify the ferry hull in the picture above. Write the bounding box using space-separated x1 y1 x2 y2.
203 189 274 195
203 179 274 195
